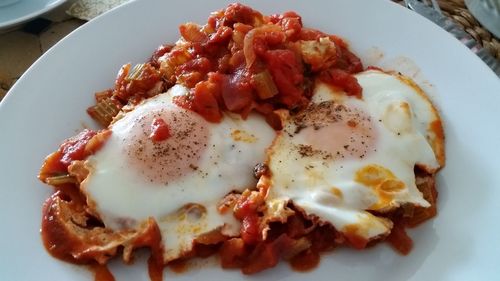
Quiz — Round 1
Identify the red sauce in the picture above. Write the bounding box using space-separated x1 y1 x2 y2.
147 256 164 281
149 117 171 142
386 222 413 255
289 249 320 272
366 65 384 71
41 193 83 263
38 129 97 181
169 259 188 274
234 194 263 245
58 129 97 166
91 264 115 281
241 214 260 245
319 68 362 98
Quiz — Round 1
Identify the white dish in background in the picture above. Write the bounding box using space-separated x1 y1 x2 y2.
0 0 499 280
0 0 66 30
0 0 21 8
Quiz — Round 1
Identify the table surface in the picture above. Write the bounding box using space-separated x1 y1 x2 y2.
0 0 84 101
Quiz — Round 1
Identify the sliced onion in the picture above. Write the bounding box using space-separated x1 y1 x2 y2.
252 70 278 99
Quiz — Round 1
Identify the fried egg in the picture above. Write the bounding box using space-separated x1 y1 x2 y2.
262 70 444 241
80 85 276 262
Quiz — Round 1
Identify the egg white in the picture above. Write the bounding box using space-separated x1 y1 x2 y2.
81 85 276 262
263 70 443 241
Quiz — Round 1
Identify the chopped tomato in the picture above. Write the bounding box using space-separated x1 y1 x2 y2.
38 130 111 182
113 63 161 102
299 28 327 41
339 47 363 73
149 118 171 142
191 81 222 122
59 129 97 167
241 214 260 245
171 94 193 111
319 68 362 97
126 64 161 95
270 11 303 40
263 49 305 107
149 44 174 68
223 3 262 26
233 195 255 219
208 25 233 45
176 58 213 87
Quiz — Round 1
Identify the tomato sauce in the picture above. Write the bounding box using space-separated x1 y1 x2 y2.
92 264 115 281
148 256 164 281
289 249 320 272
169 259 189 274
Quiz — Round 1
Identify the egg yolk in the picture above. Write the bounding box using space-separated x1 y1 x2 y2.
355 164 406 210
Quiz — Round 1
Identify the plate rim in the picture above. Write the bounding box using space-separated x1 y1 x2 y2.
1 0 500 280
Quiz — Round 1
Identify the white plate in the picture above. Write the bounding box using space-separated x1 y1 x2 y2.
0 0 499 280
0 0 66 30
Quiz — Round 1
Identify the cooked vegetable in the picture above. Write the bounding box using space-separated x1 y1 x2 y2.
87 97 122 127
45 174 77 185
251 70 278 99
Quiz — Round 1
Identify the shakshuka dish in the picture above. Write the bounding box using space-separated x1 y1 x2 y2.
38 3 445 281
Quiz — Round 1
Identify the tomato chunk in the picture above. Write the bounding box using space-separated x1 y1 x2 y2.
59 129 97 167
149 118 171 142
263 49 305 107
221 71 253 113
241 213 260 245
191 81 222 122
319 68 362 98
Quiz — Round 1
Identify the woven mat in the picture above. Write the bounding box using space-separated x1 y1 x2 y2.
440 0 500 59
397 0 500 59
